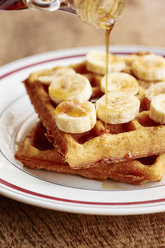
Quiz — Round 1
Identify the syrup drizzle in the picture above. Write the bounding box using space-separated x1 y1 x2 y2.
105 25 114 129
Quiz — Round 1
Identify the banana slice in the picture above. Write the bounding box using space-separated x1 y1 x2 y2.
120 54 140 66
145 82 165 101
101 72 139 95
132 54 165 81
121 52 151 66
149 94 165 124
86 51 126 75
96 92 140 124
38 67 75 85
55 100 96 133
49 73 92 104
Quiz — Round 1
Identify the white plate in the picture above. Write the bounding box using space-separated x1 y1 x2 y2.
1 45 165 215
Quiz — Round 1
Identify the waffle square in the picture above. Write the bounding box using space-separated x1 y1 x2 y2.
15 122 165 185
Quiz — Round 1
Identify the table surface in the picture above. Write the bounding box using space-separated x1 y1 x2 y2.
1 0 165 247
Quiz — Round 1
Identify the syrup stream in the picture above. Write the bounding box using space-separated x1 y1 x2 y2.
105 25 114 129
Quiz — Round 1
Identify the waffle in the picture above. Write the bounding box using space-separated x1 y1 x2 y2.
14 122 165 185
23 55 165 169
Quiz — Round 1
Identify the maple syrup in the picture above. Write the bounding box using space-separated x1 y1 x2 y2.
95 0 125 127
55 101 87 117
0 0 25 10
105 25 114 128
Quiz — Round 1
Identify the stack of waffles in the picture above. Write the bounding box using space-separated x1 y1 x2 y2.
15 51 165 185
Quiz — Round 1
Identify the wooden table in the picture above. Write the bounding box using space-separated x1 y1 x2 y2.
1 0 165 247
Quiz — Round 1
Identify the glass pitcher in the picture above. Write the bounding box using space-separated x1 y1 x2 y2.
0 0 126 29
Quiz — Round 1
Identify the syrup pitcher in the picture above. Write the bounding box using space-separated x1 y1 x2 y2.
0 0 126 28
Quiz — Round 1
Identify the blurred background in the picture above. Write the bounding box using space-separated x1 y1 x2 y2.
0 0 165 66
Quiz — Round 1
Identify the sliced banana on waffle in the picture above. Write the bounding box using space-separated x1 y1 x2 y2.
132 54 165 81
101 72 139 95
49 73 92 104
86 51 125 74
149 94 165 124
96 92 140 124
145 82 165 101
38 67 76 85
120 54 140 65
55 100 96 133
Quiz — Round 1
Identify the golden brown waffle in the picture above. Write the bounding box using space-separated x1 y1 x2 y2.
14 122 165 185
23 55 165 169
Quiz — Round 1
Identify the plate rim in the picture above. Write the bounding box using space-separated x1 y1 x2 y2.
1 44 165 79
1 45 165 215
1 177 165 215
